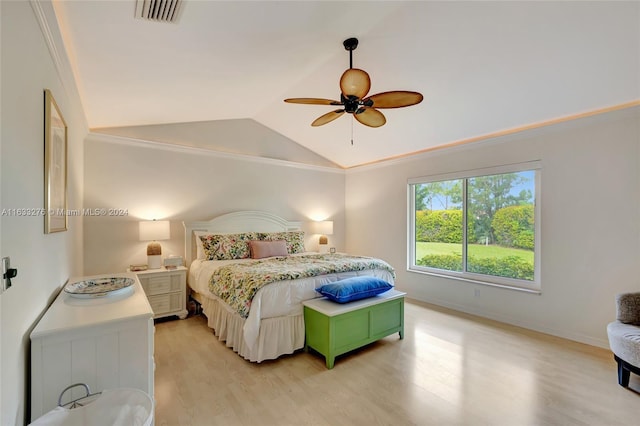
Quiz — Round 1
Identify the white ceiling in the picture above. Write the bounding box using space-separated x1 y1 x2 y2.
53 1 639 168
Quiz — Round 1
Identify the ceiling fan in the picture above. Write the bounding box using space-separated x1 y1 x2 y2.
284 37 423 128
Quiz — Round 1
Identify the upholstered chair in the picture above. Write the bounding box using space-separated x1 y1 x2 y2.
607 292 640 387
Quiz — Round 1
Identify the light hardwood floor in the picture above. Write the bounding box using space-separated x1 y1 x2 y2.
153 299 639 425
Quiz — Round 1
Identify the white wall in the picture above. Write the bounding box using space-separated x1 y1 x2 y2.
345 107 640 348
0 1 87 424
83 134 345 275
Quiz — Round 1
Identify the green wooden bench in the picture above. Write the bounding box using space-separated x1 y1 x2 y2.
303 289 405 369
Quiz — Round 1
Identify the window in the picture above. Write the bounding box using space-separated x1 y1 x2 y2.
408 162 541 291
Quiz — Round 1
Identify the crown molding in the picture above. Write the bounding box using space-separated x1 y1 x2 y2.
30 0 88 131
346 101 640 173
86 132 345 174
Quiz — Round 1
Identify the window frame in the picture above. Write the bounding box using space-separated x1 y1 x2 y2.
407 161 542 293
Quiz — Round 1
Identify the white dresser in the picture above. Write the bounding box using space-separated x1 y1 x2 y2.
30 273 154 422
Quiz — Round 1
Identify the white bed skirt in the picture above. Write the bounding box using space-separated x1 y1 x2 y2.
199 292 305 362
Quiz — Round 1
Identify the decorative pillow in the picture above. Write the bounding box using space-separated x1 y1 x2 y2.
193 231 209 259
199 232 258 260
315 276 393 303
258 231 305 254
249 240 288 259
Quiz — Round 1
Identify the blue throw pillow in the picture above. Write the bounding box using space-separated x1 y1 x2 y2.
316 276 393 303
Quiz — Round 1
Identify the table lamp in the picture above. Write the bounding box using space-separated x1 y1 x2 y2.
139 220 170 269
314 221 333 253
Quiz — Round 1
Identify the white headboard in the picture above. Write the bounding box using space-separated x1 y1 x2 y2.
182 211 303 265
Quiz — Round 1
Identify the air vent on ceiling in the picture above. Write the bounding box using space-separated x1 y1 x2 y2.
135 0 182 23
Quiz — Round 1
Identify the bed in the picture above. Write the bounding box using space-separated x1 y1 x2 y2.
183 211 396 362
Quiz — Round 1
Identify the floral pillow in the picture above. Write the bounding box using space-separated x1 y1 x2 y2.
257 231 305 254
199 232 258 260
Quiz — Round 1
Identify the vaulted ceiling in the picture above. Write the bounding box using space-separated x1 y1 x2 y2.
53 1 639 168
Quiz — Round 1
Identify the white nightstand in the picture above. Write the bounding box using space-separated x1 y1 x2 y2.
130 266 188 320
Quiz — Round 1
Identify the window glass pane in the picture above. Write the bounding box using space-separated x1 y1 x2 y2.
466 171 535 281
414 179 464 272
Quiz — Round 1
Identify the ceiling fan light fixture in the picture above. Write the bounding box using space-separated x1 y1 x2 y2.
340 69 370 99
283 38 423 129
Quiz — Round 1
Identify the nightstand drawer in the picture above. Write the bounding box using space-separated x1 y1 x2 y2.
148 293 183 315
140 274 183 296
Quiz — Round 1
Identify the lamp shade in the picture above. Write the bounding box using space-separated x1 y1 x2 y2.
139 220 170 241
313 221 333 236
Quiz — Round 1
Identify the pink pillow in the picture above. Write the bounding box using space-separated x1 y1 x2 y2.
249 240 288 259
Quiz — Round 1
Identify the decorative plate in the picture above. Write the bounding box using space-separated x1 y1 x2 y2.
64 277 135 298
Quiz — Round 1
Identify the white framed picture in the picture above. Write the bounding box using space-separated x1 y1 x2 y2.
44 89 68 234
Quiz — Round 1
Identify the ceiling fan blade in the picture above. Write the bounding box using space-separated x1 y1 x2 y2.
311 109 345 127
284 98 341 105
354 107 386 128
364 91 424 108
340 68 371 99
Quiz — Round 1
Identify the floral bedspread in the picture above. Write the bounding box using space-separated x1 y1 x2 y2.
208 253 396 318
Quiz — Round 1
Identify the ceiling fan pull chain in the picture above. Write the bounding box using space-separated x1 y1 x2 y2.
351 119 354 145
